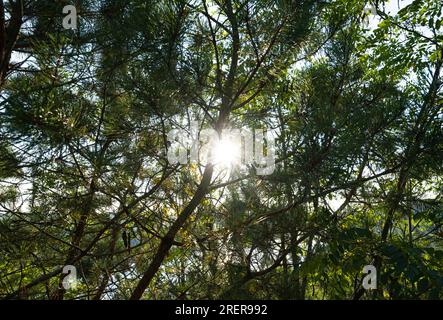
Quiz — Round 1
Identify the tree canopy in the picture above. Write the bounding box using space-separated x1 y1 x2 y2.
0 0 442 300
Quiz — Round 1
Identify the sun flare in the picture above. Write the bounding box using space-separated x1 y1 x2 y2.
211 137 241 167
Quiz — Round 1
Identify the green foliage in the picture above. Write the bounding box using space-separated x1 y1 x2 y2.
0 0 441 300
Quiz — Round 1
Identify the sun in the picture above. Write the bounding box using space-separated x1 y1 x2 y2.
211 136 241 167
